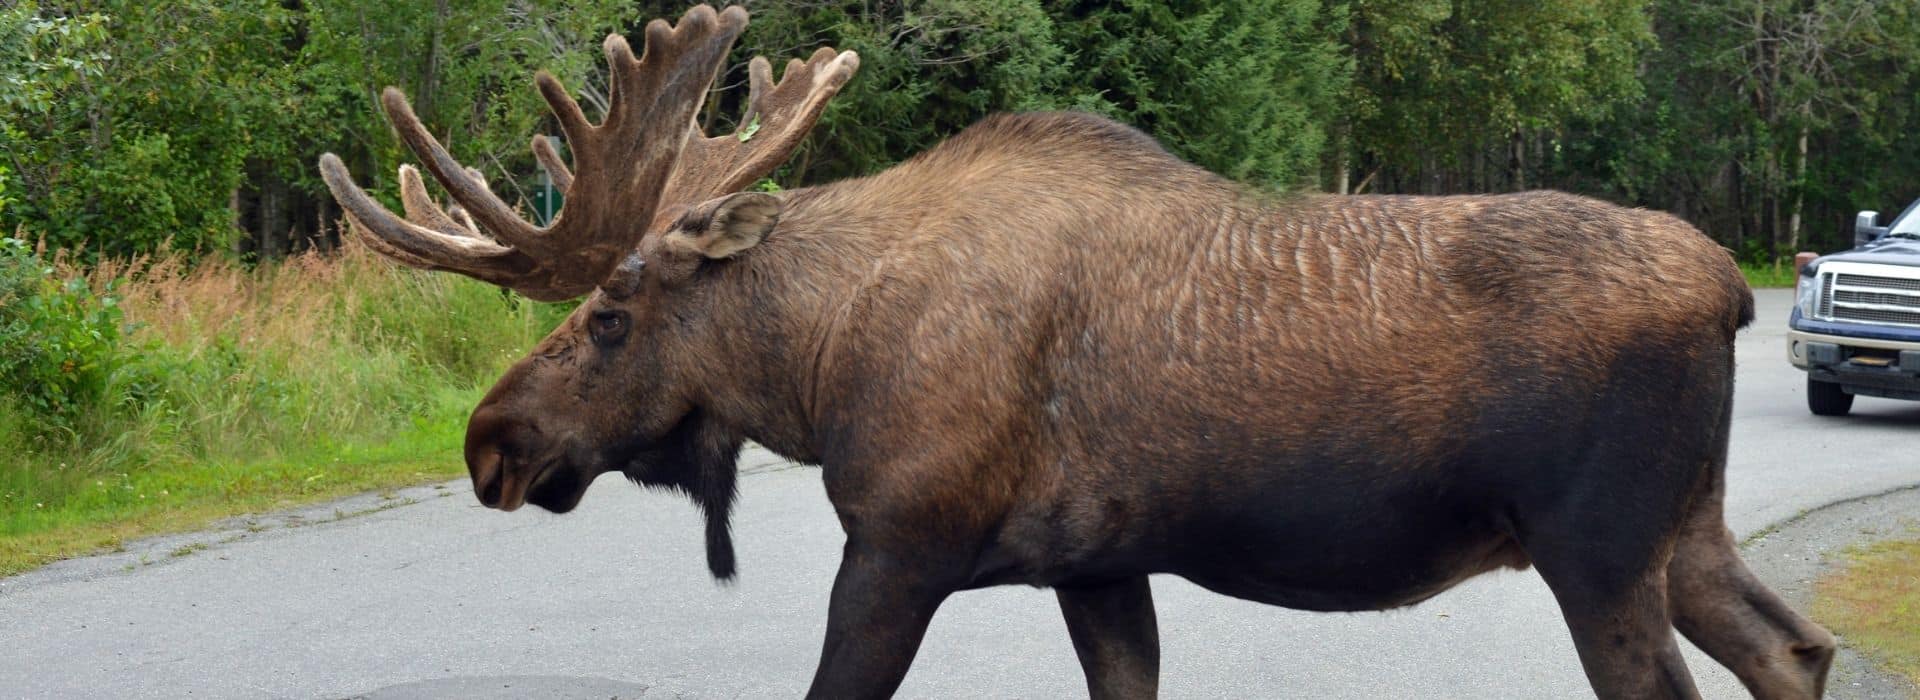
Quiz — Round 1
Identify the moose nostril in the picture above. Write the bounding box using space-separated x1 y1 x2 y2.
477 470 504 508
468 448 505 508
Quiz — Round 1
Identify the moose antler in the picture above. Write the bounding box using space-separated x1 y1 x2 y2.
316 5 858 301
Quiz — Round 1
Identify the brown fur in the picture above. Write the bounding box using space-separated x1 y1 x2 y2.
443 112 1828 698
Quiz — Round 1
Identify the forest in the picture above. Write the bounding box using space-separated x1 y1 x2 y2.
7 0 1918 263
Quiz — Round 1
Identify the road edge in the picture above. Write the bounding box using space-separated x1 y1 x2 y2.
1740 483 1920 699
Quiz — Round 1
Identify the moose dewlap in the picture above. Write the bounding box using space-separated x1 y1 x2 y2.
316 5 1834 699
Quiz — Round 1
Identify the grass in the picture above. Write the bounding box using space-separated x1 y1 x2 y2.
0 239 573 577
1740 261 1799 288
1813 534 1920 686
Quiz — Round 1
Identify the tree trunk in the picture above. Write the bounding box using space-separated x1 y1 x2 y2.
1332 121 1350 195
419 0 449 122
262 181 284 260
318 197 337 252
230 187 247 256
1786 112 1810 255
1509 131 1526 191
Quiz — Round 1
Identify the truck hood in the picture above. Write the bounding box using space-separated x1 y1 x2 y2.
1820 237 1920 267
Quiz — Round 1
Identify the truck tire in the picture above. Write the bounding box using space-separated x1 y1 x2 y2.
1807 377 1854 416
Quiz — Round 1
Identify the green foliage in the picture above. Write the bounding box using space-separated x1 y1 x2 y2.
291 0 635 201
1051 0 1349 187
739 0 1079 183
7 0 1920 257
0 3 110 114
1 2 269 254
741 0 1348 189
1740 261 1799 289
1472 0 1920 258
1337 0 1653 185
0 237 151 430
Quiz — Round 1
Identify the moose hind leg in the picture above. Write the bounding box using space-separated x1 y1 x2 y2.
1056 576 1159 700
1668 500 1835 699
1530 545 1701 699
1517 462 1701 700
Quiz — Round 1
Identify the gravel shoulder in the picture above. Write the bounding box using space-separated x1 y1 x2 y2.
1743 485 1920 699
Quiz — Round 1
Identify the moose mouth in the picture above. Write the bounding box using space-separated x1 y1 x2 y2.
523 463 588 513
477 457 566 513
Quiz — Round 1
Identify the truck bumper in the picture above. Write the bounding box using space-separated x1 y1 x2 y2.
1787 328 1920 401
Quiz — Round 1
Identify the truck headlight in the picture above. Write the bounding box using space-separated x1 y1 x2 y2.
1796 272 1820 318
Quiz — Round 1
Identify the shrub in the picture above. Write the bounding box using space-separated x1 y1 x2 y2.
0 237 156 433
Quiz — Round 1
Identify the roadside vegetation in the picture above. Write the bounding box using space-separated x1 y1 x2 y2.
1740 261 1800 289
0 237 572 575
1815 534 1920 685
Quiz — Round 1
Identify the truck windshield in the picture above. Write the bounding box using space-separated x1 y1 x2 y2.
1891 205 1920 238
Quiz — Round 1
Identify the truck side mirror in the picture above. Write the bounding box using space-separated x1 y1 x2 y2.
1855 210 1888 247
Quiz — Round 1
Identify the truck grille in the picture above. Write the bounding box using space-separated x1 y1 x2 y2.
1818 272 1836 316
1823 270 1920 328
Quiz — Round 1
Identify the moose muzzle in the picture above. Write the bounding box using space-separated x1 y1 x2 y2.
464 402 533 511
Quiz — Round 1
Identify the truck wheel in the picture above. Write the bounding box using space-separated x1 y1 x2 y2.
1807 377 1854 416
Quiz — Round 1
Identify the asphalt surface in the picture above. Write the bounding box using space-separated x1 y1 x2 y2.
4 289 1918 699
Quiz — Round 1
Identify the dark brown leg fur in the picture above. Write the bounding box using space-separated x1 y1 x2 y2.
1057 576 1159 700
1668 495 1836 699
1534 554 1702 700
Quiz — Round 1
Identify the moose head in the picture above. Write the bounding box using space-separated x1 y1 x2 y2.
316 5 857 578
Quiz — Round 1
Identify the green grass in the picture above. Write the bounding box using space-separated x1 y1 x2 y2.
0 241 572 577
1813 534 1920 686
0 400 474 576
1741 261 1799 288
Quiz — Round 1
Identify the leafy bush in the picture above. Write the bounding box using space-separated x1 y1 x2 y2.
0 237 156 431
0 161 14 216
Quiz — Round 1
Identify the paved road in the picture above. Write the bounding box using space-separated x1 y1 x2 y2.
4 289 1917 699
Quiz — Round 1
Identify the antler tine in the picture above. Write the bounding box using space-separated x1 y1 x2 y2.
665 45 860 207
398 165 485 239
317 154 541 286
588 6 746 155
530 135 573 191
378 88 551 256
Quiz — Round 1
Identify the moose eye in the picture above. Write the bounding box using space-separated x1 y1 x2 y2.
589 309 630 346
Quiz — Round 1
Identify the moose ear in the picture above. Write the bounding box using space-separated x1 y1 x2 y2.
671 192 781 259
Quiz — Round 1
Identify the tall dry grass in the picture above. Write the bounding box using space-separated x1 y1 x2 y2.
1 237 572 558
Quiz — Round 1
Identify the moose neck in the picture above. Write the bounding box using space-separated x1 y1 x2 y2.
677 183 893 466
678 112 1243 468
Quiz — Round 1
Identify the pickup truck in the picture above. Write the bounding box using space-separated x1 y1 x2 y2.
1789 203 1920 415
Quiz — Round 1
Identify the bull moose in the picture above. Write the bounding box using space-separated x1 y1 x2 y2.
316 5 1836 698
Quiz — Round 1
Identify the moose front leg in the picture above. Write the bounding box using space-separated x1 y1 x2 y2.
805 542 953 700
1057 576 1159 699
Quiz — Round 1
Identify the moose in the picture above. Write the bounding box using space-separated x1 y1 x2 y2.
317 5 1835 698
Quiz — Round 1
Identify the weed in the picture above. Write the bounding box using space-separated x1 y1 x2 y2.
1813 531 1920 685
